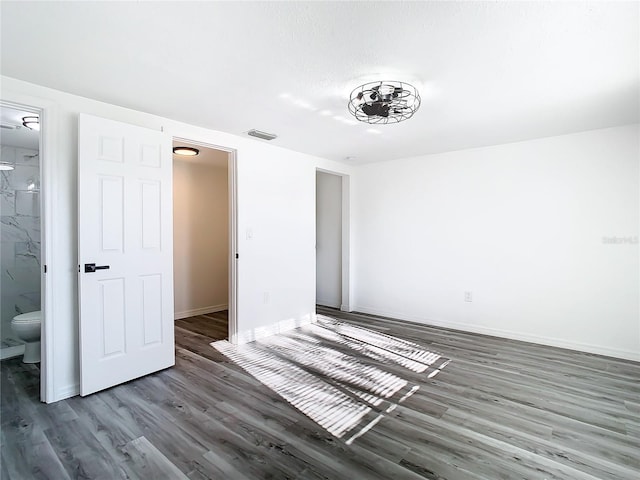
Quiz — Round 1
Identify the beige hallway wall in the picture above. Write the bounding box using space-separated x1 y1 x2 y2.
173 148 229 318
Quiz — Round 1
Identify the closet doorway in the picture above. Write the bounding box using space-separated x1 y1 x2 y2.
172 140 236 344
316 169 350 312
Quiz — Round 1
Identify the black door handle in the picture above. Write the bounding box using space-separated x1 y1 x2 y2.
84 263 110 273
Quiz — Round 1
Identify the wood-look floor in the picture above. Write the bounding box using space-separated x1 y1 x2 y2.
1 307 639 479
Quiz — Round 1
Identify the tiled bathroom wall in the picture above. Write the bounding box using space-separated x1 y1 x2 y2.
0 145 41 342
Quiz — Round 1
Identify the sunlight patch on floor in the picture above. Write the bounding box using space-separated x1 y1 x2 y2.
212 316 450 443
213 340 371 438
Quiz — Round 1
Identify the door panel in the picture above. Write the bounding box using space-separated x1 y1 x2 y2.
99 175 124 251
140 180 161 249
141 274 163 345
100 278 126 357
78 113 174 396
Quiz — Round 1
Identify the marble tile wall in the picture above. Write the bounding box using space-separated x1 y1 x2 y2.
0 145 41 341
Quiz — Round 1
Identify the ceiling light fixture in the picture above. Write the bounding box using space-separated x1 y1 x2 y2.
172 146 199 156
0 162 14 171
22 115 40 131
348 81 421 124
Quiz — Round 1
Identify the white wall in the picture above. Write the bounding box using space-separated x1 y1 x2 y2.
3 74 636 402
354 125 640 361
316 171 342 308
173 156 228 318
1 76 354 401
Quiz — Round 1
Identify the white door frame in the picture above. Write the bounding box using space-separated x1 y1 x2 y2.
0 99 55 402
172 137 239 343
316 168 351 312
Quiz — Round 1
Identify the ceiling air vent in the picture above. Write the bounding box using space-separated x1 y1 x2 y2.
247 129 277 141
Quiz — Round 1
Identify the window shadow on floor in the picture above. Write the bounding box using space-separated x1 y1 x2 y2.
212 315 450 445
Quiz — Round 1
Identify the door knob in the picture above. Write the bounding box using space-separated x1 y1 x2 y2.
84 263 110 273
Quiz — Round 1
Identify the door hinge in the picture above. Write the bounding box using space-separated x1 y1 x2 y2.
235 253 239 259
43 265 47 273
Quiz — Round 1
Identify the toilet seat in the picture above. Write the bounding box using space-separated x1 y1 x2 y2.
12 311 41 324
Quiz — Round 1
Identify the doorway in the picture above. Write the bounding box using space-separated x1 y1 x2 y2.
172 140 237 343
316 170 348 311
0 101 50 400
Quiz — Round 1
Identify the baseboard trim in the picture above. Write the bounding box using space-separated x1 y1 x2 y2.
353 305 640 362
234 313 317 344
175 304 228 320
0 344 25 360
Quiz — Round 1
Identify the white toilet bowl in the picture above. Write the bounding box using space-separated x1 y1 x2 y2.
11 311 41 363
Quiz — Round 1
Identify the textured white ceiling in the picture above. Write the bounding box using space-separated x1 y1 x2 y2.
1 1 638 164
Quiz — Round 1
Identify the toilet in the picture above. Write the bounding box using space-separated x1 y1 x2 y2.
11 311 41 363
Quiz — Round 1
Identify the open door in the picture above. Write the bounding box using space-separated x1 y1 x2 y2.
78 114 174 396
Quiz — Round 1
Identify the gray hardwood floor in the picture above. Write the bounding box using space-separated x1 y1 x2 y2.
1 307 639 479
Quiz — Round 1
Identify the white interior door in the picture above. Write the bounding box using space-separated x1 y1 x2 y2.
78 113 174 396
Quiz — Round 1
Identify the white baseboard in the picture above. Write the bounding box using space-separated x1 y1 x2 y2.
0 344 25 360
175 304 228 320
353 305 640 362
234 313 317 344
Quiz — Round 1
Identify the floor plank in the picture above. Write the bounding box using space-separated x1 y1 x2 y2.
1 308 638 479
122 436 191 480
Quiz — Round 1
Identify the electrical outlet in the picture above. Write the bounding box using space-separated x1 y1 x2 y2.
464 291 473 302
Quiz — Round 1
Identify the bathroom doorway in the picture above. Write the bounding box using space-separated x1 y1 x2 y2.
0 104 45 382
172 140 237 344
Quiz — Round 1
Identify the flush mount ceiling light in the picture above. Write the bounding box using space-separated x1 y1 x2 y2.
0 162 14 171
348 81 421 124
22 115 40 131
172 146 199 156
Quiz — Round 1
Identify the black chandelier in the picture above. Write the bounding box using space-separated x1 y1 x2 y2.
348 81 421 124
